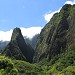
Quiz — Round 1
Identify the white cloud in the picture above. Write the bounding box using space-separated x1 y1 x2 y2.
21 27 42 39
0 29 13 41
0 27 42 41
65 1 75 5
44 0 75 22
44 9 60 22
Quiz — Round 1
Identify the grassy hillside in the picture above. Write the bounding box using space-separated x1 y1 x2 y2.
0 55 39 75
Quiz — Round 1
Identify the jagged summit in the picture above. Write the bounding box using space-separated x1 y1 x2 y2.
13 27 21 33
2 27 34 63
11 27 23 40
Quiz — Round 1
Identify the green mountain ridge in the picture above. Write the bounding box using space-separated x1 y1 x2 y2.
34 4 75 62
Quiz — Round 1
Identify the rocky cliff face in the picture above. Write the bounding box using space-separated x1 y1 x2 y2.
2 28 34 63
34 4 75 62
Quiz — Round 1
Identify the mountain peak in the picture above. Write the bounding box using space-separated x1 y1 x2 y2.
2 27 34 63
11 27 22 41
13 27 21 33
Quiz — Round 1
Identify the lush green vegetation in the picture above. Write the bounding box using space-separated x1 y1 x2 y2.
37 51 75 75
0 50 75 75
0 56 18 75
0 55 39 75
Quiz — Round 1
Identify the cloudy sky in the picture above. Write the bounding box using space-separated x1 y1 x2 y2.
0 0 74 41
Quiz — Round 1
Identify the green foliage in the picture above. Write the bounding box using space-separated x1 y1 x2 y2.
0 56 18 75
33 50 75 75
0 51 75 75
45 51 75 75
0 55 40 75
13 60 40 75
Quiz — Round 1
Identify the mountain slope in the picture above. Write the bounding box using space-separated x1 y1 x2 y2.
34 4 75 62
25 34 39 49
2 28 34 63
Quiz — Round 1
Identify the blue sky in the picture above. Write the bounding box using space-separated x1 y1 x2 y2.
0 0 74 31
